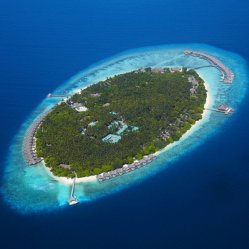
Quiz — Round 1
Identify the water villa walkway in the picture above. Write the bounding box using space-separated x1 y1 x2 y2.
23 110 52 165
68 177 78 205
184 50 234 83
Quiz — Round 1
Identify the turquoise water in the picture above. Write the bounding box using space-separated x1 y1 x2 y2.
2 44 248 214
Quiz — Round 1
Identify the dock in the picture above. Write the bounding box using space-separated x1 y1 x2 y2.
68 177 78 205
23 109 52 165
97 154 157 182
205 104 234 115
184 50 234 83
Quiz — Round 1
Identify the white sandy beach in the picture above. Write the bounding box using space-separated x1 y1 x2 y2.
42 79 212 186
42 162 97 185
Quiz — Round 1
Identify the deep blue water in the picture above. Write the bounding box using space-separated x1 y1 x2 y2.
1 0 249 248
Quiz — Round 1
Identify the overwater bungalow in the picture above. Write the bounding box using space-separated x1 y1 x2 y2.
217 105 234 114
97 154 157 182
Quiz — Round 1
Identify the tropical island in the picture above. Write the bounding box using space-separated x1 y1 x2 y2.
35 67 207 178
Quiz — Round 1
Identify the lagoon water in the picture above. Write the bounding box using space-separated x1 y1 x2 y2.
1 0 249 249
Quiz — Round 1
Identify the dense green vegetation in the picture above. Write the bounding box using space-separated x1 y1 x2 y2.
36 68 206 177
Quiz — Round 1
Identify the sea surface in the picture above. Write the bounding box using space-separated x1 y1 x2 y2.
1 1 249 249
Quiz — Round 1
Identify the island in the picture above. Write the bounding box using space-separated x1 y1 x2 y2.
34 67 207 179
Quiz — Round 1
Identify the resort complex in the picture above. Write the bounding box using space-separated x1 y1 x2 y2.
33 67 207 179
19 49 237 206
23 51 235 180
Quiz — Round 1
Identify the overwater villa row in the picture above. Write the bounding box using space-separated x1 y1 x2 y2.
23 110 52 165
97 154 157 182
184 50 234 83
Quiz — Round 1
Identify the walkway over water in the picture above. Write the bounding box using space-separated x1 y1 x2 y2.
68 177 78 205
192 65 217 70
184 50 234 83
205 104 234 115
23 110 52 165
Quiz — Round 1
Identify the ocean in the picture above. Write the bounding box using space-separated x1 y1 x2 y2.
1 0 249 249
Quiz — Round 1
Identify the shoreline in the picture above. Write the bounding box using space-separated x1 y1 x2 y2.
41 78 212 186
42 162 97 185
155 79 211 156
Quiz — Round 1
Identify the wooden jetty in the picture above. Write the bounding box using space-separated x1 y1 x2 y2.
216 104 234 114
23 109 52 165
184 50 234 83
68 177 78 205
96 154 157 182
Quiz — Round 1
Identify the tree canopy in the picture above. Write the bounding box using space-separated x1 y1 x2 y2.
36 68 206 177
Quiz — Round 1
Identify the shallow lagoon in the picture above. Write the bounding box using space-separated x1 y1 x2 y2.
2 44 248 213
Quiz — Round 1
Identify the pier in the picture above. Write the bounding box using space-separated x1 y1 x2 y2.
205 104 234 115
192 65 217 70
184 50 234 83
23 109 52 165
97 154 157 182
68 177 78 205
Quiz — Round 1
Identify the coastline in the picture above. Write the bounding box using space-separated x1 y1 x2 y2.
155 79 211 156
42 78 211 186
42 161 97 185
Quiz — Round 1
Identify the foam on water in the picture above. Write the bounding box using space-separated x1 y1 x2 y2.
1 44 248 214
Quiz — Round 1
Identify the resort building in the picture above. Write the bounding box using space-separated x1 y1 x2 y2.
151 67 165 73
102 134 121 143
159 130 171 141
170 67 183 73
59 164 71 170
88 121 98 127
96 154 157 182
90 93 101 97
69 102 88 112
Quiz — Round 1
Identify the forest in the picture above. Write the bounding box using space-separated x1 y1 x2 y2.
35 68 206 177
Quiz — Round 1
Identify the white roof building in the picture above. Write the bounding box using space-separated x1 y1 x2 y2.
75 106 88 112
